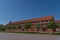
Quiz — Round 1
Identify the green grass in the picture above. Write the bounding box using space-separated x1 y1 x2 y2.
7 32 56 35
51 33 60 35
1 31 60 35
11 32 40 34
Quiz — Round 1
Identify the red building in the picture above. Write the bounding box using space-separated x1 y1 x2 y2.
6 16 60 32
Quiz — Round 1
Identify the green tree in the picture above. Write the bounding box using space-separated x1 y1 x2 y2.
0 24 6 31
47 21 59 31
24 22 31 31
35 22 41 31
12 25 16 29
6 25 13 31
6 26 11 29
6 25 22 32
15 25 22 31
16 25 22 29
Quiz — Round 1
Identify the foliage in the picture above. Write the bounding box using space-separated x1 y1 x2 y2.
15 25 22 29
6 25 22 29
24 22 31 30
12 25 16 29
0 24 6 31
35 22 41 29
47 21 59 29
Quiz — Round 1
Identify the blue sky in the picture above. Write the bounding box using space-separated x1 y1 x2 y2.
0 0 60 25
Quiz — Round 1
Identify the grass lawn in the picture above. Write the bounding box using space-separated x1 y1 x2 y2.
6 32 60 35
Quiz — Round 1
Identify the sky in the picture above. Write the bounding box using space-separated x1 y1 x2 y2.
0 0 60 25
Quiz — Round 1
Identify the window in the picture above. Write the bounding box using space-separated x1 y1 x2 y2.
41 21 44 22
21 24 24 26
45 20 50 23
42 24 46 28
45 20 48 22
43 24 46 27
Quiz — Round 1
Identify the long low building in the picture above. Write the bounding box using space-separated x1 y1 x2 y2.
6 16 60 32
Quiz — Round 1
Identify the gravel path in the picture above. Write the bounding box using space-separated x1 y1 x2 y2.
0 32 60 40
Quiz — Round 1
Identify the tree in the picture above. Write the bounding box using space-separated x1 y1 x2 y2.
5 25 10 32
6 24 22 32
35 22 41 31
14 25 22 31
0 24 6 31
16 25 22 29
47 21 59 31
24 22 31 31
6 25 15 32
12 25 16 29
6 26 12 29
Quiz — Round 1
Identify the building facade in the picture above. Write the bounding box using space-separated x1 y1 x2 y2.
6 16 60 32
